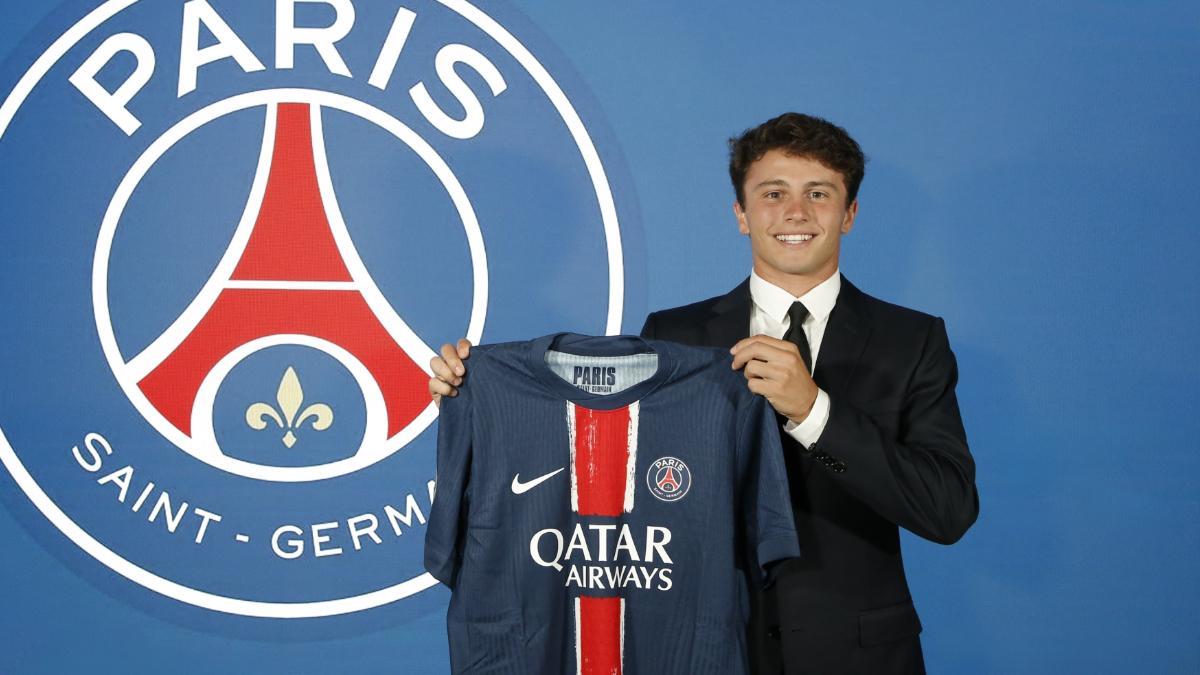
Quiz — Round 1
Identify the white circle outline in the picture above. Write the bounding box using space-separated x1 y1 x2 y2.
0 0 626 617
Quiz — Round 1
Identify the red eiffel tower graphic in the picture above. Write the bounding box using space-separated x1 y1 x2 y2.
135 103 431 445
657 467 680 492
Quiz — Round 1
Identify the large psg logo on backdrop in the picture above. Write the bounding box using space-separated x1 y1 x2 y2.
0 0 633 618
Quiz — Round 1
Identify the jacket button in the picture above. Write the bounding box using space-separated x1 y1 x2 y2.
766 626 781 640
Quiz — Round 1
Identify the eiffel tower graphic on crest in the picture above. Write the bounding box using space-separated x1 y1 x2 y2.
124 102 437 471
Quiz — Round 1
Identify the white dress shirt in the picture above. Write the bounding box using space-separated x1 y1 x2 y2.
748 269 840 449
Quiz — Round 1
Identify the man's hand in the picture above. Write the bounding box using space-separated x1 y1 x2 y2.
730 334 818 424
429 339 473 407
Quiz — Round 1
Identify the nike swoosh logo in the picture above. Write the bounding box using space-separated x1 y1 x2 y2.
511 467 565 495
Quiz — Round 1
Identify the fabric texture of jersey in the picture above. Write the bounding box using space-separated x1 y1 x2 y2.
425 333 800 674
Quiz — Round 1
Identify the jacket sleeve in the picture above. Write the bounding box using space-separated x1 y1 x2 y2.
423 382 474 587
809 318 978 544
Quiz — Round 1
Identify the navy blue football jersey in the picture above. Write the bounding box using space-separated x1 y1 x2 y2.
425 333 800 674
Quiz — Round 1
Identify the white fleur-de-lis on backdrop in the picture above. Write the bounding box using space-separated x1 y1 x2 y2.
246 367 334 448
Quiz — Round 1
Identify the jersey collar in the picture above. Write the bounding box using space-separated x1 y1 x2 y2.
528 333 675 410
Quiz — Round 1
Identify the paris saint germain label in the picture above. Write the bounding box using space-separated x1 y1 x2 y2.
0 0 638 618
647 457 692 502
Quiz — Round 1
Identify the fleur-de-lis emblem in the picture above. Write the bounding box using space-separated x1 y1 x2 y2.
246 367 334 448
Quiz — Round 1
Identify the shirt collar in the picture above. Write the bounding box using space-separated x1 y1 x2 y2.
749 269 842 325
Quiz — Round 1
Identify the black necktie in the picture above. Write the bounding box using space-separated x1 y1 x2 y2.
784 301 812 374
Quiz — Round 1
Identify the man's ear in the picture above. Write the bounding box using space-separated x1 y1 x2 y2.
841 199 858 234
734 200 749 235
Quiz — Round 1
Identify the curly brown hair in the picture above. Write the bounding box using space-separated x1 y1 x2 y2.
729 113 865 208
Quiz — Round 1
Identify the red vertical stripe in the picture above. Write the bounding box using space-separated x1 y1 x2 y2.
578 597 623 675
572 403 631 675
573 405 631 517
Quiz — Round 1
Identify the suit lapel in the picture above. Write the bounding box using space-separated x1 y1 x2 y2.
705 278 752 348
813 276 870 397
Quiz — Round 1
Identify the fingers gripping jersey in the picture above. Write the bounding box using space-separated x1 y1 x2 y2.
425 334 800 674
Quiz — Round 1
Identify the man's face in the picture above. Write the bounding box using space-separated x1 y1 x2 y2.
734 150 857 293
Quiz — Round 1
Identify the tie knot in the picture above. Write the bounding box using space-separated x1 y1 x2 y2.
787 301 810 327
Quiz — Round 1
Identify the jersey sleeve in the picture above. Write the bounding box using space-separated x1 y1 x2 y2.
424 382 474 588
739 392 801 585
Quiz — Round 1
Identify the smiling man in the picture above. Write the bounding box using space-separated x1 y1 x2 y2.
430 113 979 674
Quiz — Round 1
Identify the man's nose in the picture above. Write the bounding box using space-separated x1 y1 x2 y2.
785 199 810 222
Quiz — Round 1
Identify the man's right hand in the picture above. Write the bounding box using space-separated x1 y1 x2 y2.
429 339 473 406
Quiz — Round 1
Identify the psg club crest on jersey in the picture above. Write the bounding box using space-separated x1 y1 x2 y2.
647 456 692 502
0 0 638 619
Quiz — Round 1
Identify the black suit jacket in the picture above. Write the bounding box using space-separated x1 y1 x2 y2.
640 276 978 675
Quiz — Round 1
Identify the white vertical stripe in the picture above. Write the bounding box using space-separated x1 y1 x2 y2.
619 597 626 674
623 401 639 513
574 596 583 675
566 401 579 513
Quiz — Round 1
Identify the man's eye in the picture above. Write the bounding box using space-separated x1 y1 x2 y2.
809 191 827 200
765 191 782 199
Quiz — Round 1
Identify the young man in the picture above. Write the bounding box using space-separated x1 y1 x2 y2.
429 113 978 674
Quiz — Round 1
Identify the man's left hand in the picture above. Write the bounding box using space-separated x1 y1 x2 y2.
730 334 818 424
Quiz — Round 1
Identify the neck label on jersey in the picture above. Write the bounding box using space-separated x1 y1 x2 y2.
545 352 659 395
572 365 618 393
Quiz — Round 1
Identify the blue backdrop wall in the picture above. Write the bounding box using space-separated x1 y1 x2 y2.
0 1 1196 673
